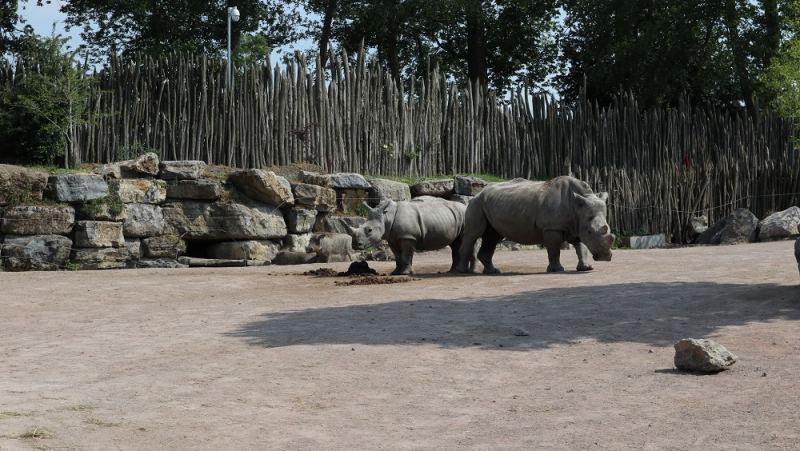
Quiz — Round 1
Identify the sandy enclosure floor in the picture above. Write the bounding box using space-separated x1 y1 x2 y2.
1 241 799 450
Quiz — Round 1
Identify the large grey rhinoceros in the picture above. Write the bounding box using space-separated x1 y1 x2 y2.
455 176 615 274
346 198 476 275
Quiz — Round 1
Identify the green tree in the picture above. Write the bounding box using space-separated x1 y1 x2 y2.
0 0 20 54
558 0 790 112
56 0 307 64
762 1 800 120
0 26 96 167
311 0 560 92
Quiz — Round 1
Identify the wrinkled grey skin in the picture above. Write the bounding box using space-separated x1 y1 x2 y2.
455 176 615 274
795 237 800 277
346 199 476 275
306 232 357 263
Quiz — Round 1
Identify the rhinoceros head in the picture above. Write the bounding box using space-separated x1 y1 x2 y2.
574 191 615 262
346 201 390 250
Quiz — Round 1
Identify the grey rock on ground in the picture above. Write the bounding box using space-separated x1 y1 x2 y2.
696 208 758 244
674 338 738 372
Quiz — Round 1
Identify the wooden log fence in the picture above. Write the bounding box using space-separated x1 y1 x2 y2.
1 48 799 243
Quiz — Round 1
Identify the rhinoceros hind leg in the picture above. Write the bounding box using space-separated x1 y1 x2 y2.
477 225 503 274
449 237 478 273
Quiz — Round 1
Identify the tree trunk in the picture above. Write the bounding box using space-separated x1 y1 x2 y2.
386 21 401 87
319 0 338 69
466 4 488 87
724 0 758 119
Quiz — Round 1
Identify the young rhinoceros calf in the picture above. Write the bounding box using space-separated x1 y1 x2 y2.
456 176 615 274
346 199 476 275
306 232 357 263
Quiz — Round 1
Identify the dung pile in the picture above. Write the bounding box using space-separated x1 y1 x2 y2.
337 260 378 276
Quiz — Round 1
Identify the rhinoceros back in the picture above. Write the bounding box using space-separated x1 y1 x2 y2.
472 176 593 245
390 200 466 251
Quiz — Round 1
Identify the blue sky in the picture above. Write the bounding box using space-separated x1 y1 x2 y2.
16 0 85 49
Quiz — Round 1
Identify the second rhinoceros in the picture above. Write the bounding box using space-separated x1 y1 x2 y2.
455 176 615 274
795 237 800 277
346 198 475 275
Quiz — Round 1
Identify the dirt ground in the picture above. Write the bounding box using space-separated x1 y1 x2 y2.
1 240 799 450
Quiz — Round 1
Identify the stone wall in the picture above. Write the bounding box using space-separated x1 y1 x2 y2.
0 154 487 272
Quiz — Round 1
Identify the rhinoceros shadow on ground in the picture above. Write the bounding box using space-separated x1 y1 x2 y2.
225 281 799 350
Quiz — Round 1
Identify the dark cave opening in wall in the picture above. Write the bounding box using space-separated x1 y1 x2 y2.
183 240 225 258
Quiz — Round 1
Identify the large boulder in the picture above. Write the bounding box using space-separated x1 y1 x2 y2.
166 179 222 200
758 206 800 241
122 203 166 238
69 247 130 270
696 208 759 244
328 173 371 189
674 338 738 372
367 178 411 206
286 207 317 234
141 235 186 258
75 199 127 222
312 213 366 234
124 238 141 260
454 175 487 196
0 234 72 271
228 169 294 208
120 152 160 177
158 160 206 180
116 179 167 204
297 170 331 187
73 221 125 248
336 188 369 215
410 178 454 197
292 182 336 212
48 174 109 203
1 205 75 235
93 163 122 179
161 201 287 240
283 233 312 253
0 165 49 206
688 215 709 242
206 240 281 261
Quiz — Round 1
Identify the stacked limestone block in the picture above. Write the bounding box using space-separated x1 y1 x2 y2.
1 158 490 271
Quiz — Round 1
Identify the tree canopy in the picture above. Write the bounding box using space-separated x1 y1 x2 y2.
557 0 788 112
58 0 307 64
5 0 800 113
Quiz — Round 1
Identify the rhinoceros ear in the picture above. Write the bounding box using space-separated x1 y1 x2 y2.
597 192 609 204
375 199 391 212
573 192 590 208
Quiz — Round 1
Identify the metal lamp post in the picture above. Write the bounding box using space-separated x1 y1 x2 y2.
227 5 240 87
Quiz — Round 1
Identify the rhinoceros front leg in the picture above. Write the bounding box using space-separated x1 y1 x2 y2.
543 231 565 272
390 239 416 275
573 242 594 271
